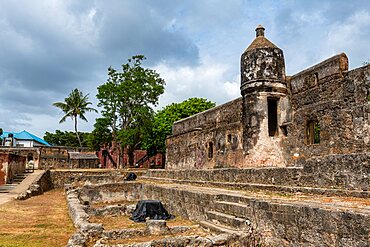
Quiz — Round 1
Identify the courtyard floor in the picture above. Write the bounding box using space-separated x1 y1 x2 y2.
0 189 74 247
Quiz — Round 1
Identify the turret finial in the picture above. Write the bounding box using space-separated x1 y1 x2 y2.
256 25 265 37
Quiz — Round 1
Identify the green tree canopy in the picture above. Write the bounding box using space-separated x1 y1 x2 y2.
143 98 216 154
53 88 97 147
87 117 113 151
97 55 165 166
44 130 90 147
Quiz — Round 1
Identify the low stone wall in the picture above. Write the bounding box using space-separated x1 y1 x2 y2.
297 153 370 191
76 182 370 247
78 182 214 222
79 182 142 203
147 153 370 191
69 184 254 247
66 189 103 247
146 167 303 187
49 170 146 189
94 233 248 247
17 170 54 200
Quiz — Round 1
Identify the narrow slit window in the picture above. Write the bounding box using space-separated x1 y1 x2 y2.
314 72 319 84
208 142 213 159
307 120 320 144
268 98 279 137
227 134 232 143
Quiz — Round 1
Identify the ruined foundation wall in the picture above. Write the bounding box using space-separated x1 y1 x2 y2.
50 170 146 188
166 97 244 169
38 147 69 169
77 182 370 247
285 54 370 163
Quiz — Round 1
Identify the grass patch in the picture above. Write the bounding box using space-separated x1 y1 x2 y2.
0 189 74 247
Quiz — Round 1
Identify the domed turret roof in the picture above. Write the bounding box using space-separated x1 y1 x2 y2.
245 25 278 52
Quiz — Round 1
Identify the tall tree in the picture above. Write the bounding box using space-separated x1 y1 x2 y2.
87 118 113 151
143 98 216 155
97 55 165 166
53 88 97 147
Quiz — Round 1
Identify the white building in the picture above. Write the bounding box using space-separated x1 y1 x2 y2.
1 130 50 147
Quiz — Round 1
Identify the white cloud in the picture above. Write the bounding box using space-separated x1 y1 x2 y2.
1 0 370 138
155 56 240 109
327 10 370 51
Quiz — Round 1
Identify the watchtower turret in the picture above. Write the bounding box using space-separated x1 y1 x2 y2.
241 25 287 94
241 25 290 166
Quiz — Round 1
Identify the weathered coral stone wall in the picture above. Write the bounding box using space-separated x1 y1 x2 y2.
0 153 26 184
38 146 69 169
285 54 370 164
166 97 244 169
148 153 370 191
166 53 370 169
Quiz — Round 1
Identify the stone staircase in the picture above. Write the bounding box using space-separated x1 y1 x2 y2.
0 172 31 193
139 162 370 246
199 196 255 235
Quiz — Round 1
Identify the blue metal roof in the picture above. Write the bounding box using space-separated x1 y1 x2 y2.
0 130 50 146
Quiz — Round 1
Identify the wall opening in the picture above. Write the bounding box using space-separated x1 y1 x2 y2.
307 120 320 144
27 153 33 162
208 142 213 159
280 125 288 137
268 98 279 137
227 134 232 143
314 72 319 84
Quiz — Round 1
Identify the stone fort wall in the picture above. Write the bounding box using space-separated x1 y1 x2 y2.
166 97 244 169
166 54 370 169
285 54 370 164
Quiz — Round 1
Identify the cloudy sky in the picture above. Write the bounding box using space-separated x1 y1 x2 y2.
0 0 370 138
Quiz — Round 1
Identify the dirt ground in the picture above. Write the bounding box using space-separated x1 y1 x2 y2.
0 189 74 247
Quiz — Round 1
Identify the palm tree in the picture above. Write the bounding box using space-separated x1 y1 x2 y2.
53 88 97 147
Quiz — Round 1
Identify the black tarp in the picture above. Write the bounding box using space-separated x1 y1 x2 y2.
125 172 137 181
130 200 173 222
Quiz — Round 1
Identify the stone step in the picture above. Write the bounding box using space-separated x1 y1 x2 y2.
215 194 254 204
214 200 253 218
12 173 29 183
141 176 370 198
14 173 27 177
12 178 24 183
0 185 16 193
199 220 243 236
206 210 249 230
